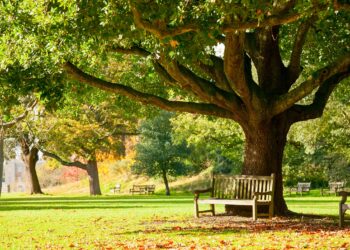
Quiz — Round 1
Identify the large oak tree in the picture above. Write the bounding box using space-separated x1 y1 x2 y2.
2 1 350 214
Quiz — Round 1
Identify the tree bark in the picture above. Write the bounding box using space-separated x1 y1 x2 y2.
162 169 170 196
86 159 102 195
21 145 43 195
240 115 290 215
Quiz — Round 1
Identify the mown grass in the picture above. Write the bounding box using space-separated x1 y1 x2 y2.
0 193 349 249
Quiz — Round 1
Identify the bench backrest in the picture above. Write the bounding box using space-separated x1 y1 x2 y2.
132 184 155 190
211 174 275 201
329 182 344 191
297 182 311 191
132 185 144 191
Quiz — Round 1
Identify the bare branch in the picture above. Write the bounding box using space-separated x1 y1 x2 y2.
271 54 350 116
41 149 87 170
64 62 236 120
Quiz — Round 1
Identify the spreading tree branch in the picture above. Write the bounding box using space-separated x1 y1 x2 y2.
64 62 236 120
162 60 241 111
1 99 37 129
109 45 151 57
130 2 197 39
333 0 350 11
288 72 350 123
288 15 318 84
271 54 350 116
196 56 232 92
107 45 244 119
224 33 250 98
223 12 304 32
41 149 87 170
108 45 178 85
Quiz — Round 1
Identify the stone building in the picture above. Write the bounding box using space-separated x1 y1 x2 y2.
1 159 26 193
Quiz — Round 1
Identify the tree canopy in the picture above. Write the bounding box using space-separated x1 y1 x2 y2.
0 0 349 213
133 111 192 195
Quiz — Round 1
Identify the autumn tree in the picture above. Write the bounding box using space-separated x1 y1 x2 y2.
2 1 350 214
0 97 38 196
36 91 138 195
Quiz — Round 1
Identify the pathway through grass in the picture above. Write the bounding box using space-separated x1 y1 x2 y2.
0 194 349 249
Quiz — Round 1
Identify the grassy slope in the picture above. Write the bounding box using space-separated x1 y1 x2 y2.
42 160 213 196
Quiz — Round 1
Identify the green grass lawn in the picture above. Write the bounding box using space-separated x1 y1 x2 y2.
0 193 349 249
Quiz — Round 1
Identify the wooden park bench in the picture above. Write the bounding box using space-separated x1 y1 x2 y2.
129 184 155 195
322 182 344 196
339 191 350 227
289 182 311 196
194 174 275 221
112 183 121 193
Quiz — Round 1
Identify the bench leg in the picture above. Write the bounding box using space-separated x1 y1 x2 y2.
340 204 346 227
194 198 199 218
252 202 257 221
211 204 215 216
269 203 274 219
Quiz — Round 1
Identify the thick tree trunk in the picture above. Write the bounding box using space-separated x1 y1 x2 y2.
162 169 170 196
86 159 102 195
0 133 4 197
22 146 43 195
240 116 290 215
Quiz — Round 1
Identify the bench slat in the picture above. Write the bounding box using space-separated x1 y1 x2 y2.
198 198 255 206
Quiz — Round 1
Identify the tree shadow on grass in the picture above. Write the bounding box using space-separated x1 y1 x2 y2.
0 196 193 211
119 214 350 237
0 205 151 211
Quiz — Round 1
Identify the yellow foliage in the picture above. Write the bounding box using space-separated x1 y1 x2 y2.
169 40 179 48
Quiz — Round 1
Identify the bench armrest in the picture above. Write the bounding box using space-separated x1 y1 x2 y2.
339 191 350 204
193 188 212 198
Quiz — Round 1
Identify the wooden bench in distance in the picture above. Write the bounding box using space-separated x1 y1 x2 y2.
194 174 275 221
289 182 311 196
112 183 121 193
322 182 344 196
339 191 350 227
129 184 155 195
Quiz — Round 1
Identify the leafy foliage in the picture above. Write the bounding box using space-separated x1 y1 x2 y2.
172 114 244 174
35 88 137 162
132 111 192 181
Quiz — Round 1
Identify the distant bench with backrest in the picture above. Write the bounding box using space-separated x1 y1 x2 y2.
339 191 350 227
194 174 275 221
129 184 155 195
289 182 311 196
112 183 121 193
322 182 344 196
